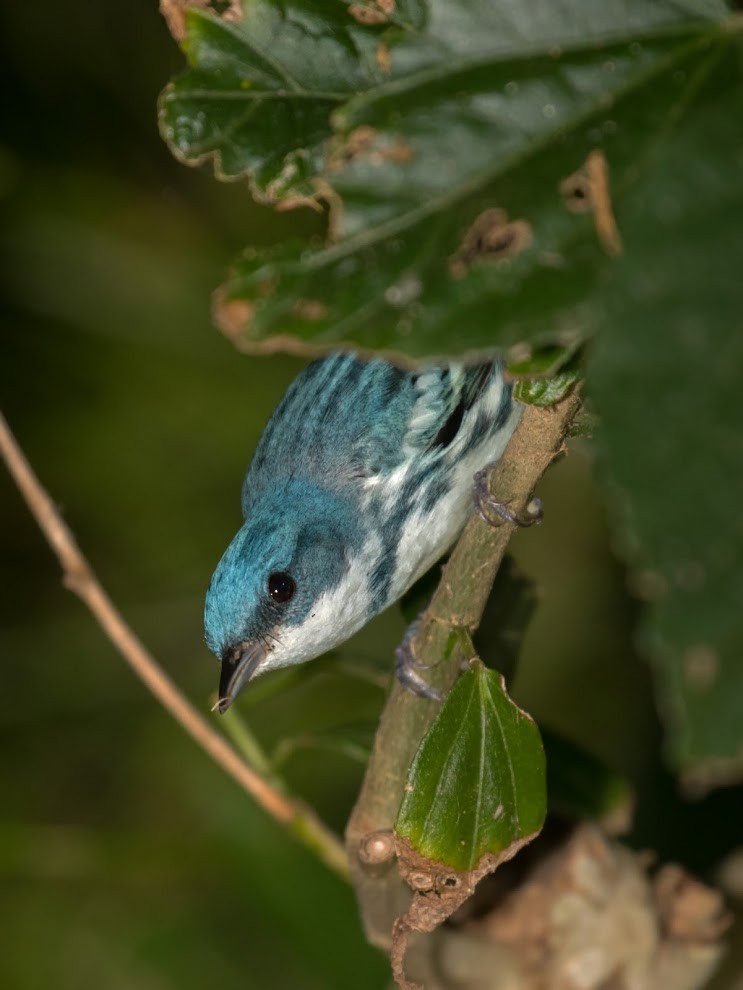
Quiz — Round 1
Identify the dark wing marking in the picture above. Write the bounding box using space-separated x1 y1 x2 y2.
406 363 494 454
243 354 499 517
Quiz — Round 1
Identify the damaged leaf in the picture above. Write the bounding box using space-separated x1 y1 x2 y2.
162 0 733 360
395 659 545 872
159 3 386 200
390 659 546 990
448 209 533 280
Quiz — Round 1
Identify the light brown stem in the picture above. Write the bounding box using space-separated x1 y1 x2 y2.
345 391 582 949
0 411 348 881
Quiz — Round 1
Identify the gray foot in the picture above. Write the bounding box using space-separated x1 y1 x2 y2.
472 466 544 528
394 618 442 701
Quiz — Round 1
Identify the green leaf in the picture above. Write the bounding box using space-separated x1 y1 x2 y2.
590 40 743 785
508 342 583 408
395 660 545 871
513 366 581 407
161 1 736 361
160 4 384 198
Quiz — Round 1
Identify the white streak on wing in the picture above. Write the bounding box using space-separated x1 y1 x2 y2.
252 531 382 676
388 372 521 604
404 365 464 457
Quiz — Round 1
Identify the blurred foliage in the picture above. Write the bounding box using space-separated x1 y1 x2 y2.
590 47 743 775
1 2 743 989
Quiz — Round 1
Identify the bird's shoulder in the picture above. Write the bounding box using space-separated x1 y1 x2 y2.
242 354 497 507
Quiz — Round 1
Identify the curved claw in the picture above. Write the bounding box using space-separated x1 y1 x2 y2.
472 467 544 528
394 619 442 702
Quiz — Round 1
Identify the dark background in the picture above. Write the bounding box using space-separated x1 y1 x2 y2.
1 3 741 988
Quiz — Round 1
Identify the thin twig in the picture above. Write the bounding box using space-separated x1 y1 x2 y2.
0 411 349 882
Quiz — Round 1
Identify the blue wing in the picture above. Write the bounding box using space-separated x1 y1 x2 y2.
242 353 497 513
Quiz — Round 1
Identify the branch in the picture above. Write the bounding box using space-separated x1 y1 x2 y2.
345 390 582 948
0 411 348 882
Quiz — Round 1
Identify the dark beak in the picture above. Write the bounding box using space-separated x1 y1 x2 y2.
217 640 267 714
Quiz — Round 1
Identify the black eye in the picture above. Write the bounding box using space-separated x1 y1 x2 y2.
268 571 296 604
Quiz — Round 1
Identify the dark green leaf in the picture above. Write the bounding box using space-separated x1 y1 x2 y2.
163 1 734 360
590 41 743 784
395 660 545 870
160 4 383 198
509 343 583 406
513 367 581 407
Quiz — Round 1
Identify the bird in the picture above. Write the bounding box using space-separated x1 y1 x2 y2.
204 352 523 712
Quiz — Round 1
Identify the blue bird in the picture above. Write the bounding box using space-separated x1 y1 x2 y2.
205 353 522 712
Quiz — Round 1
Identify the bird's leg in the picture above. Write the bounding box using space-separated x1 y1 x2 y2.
472 464 544 528
395 616 442 702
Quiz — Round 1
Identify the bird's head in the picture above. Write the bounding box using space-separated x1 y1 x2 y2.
204 481 365 712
